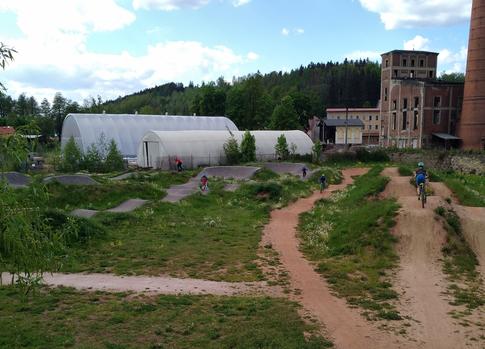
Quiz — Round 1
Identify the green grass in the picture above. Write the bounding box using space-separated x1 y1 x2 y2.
440 173 485 207
435 207 484 310
46 171 198 211
299 166 401 320
0 286 333 349
397 165 413 176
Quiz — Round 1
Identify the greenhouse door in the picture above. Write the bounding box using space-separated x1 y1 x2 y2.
144 141 158 168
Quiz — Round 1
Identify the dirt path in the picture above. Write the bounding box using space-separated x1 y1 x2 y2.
262 168 405 349
382 167 483 349
1 272 282 297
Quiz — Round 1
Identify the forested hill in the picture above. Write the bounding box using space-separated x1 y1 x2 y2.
93 59 381 130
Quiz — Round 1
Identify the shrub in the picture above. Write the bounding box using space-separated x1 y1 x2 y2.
240 131 256 163
246 182 283 201
60 136 83 173
275 134 289 160
83 143 104 173
105 139 124 172
355 148 389 162
223 136 241 165
312 140 322 163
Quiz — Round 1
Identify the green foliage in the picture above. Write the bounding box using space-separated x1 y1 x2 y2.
440 72 465 83
240 130 256 163
223 136 241 165
355 148 389 162
0 124 35 172
270 95 300 130
82 143 103 173
275 134 289 160
105 139 124 172
0 287 332 348
397 165 413 176
60 136 83 173
0 42 16 91
252 168 279 181
440 173 485 207
245 182 283 201
435 206 484 309
299 167 401 320
312 139 322 163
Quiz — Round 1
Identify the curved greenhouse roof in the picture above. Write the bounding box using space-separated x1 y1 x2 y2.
61 113 238 157
137 130 313 169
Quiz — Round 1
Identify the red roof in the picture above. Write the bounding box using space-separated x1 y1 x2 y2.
326 108 380 113
0 126 15 136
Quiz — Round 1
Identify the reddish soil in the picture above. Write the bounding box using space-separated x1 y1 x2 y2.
382 168 483 349
262 168 406 349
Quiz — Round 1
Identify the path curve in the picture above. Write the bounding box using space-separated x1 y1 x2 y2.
1 272 282 297
262 168 405 349
382 167 483 349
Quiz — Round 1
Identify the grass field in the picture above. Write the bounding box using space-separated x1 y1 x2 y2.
61 168 336 281
440 173 485 207
0 286 332 349
299 167 401 320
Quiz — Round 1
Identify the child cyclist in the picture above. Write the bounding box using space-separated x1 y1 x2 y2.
415 162 427 200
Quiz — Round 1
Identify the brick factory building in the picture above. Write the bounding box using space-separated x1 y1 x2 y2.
326 108 380 145
379 50 464 149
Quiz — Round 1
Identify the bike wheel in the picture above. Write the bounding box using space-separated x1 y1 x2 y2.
421 188 426 208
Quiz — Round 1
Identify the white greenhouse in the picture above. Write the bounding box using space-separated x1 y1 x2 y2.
61 113 239 157
137 130 313 169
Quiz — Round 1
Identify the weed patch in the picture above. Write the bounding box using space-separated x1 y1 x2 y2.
299 166 401 321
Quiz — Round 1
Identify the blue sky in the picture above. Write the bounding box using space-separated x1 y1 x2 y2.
0 0 472 103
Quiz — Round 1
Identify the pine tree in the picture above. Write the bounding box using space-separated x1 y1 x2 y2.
240 130 256 162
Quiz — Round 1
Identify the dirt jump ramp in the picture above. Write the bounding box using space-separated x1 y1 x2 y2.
382 167 483 349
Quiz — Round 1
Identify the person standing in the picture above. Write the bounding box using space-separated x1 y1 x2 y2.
175 157 183 172
302 166 308 178
319 174 327 193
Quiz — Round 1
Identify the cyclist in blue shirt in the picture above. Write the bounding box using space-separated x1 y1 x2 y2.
415 162 427 199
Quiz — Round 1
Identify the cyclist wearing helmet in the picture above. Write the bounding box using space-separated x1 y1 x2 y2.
415 162 427 199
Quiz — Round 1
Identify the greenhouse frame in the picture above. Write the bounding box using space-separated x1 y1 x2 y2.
61 113 239 157
137 130 313 169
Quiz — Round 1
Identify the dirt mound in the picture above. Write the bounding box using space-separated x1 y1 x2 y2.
262 167 405 349
383 168 483 348
1 172 31 188
264 162 308 177
201 166 260 180
44 175 98 186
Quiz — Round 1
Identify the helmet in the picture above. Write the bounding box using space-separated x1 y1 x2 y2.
418 162 424 168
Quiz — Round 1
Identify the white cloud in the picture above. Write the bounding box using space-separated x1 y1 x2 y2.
246 51 259 61
344 50 381 61
403 35 430 50
281 27 305 36
438 46 467 73
359 0 472 30
0 0 256 102
233 0 251 7
133 0 210 11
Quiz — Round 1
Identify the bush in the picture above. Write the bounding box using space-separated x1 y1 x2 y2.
60 137 83 173
355 148 389 162
223 136 241 165
275 134 289 160
240 131 256 163
82 143 104 173
312 140 322 163
105 139 125 172
246 182 283 201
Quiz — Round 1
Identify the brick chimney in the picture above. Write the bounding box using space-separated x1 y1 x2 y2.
457 0 485 149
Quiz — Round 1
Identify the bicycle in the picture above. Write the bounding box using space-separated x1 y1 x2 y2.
419 182 427 208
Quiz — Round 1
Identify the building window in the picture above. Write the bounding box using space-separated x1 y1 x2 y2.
433 110 441 124
414 97 419 108
411 59 415 67
392 112 397 130
410 70 415 78
376 115 379 121
369 115 372 121
384 88 388 101
403 98 408 110
429 71 433 78
434 96 441 107
356 115 359 119
402 111 408 130
385 59 389 67
393 100 397 110
394 70 398 77
375 125 379 130
413 111 419 130
403 59 407 67
420 59 424 67
337 116 340 119
369 125 372 130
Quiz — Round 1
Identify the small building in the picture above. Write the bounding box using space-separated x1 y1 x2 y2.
326 108 380 145
137 130 313 169
322 119 364 145
0 126 15 137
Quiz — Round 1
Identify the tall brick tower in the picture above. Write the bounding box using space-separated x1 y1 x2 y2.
457 0 485 149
